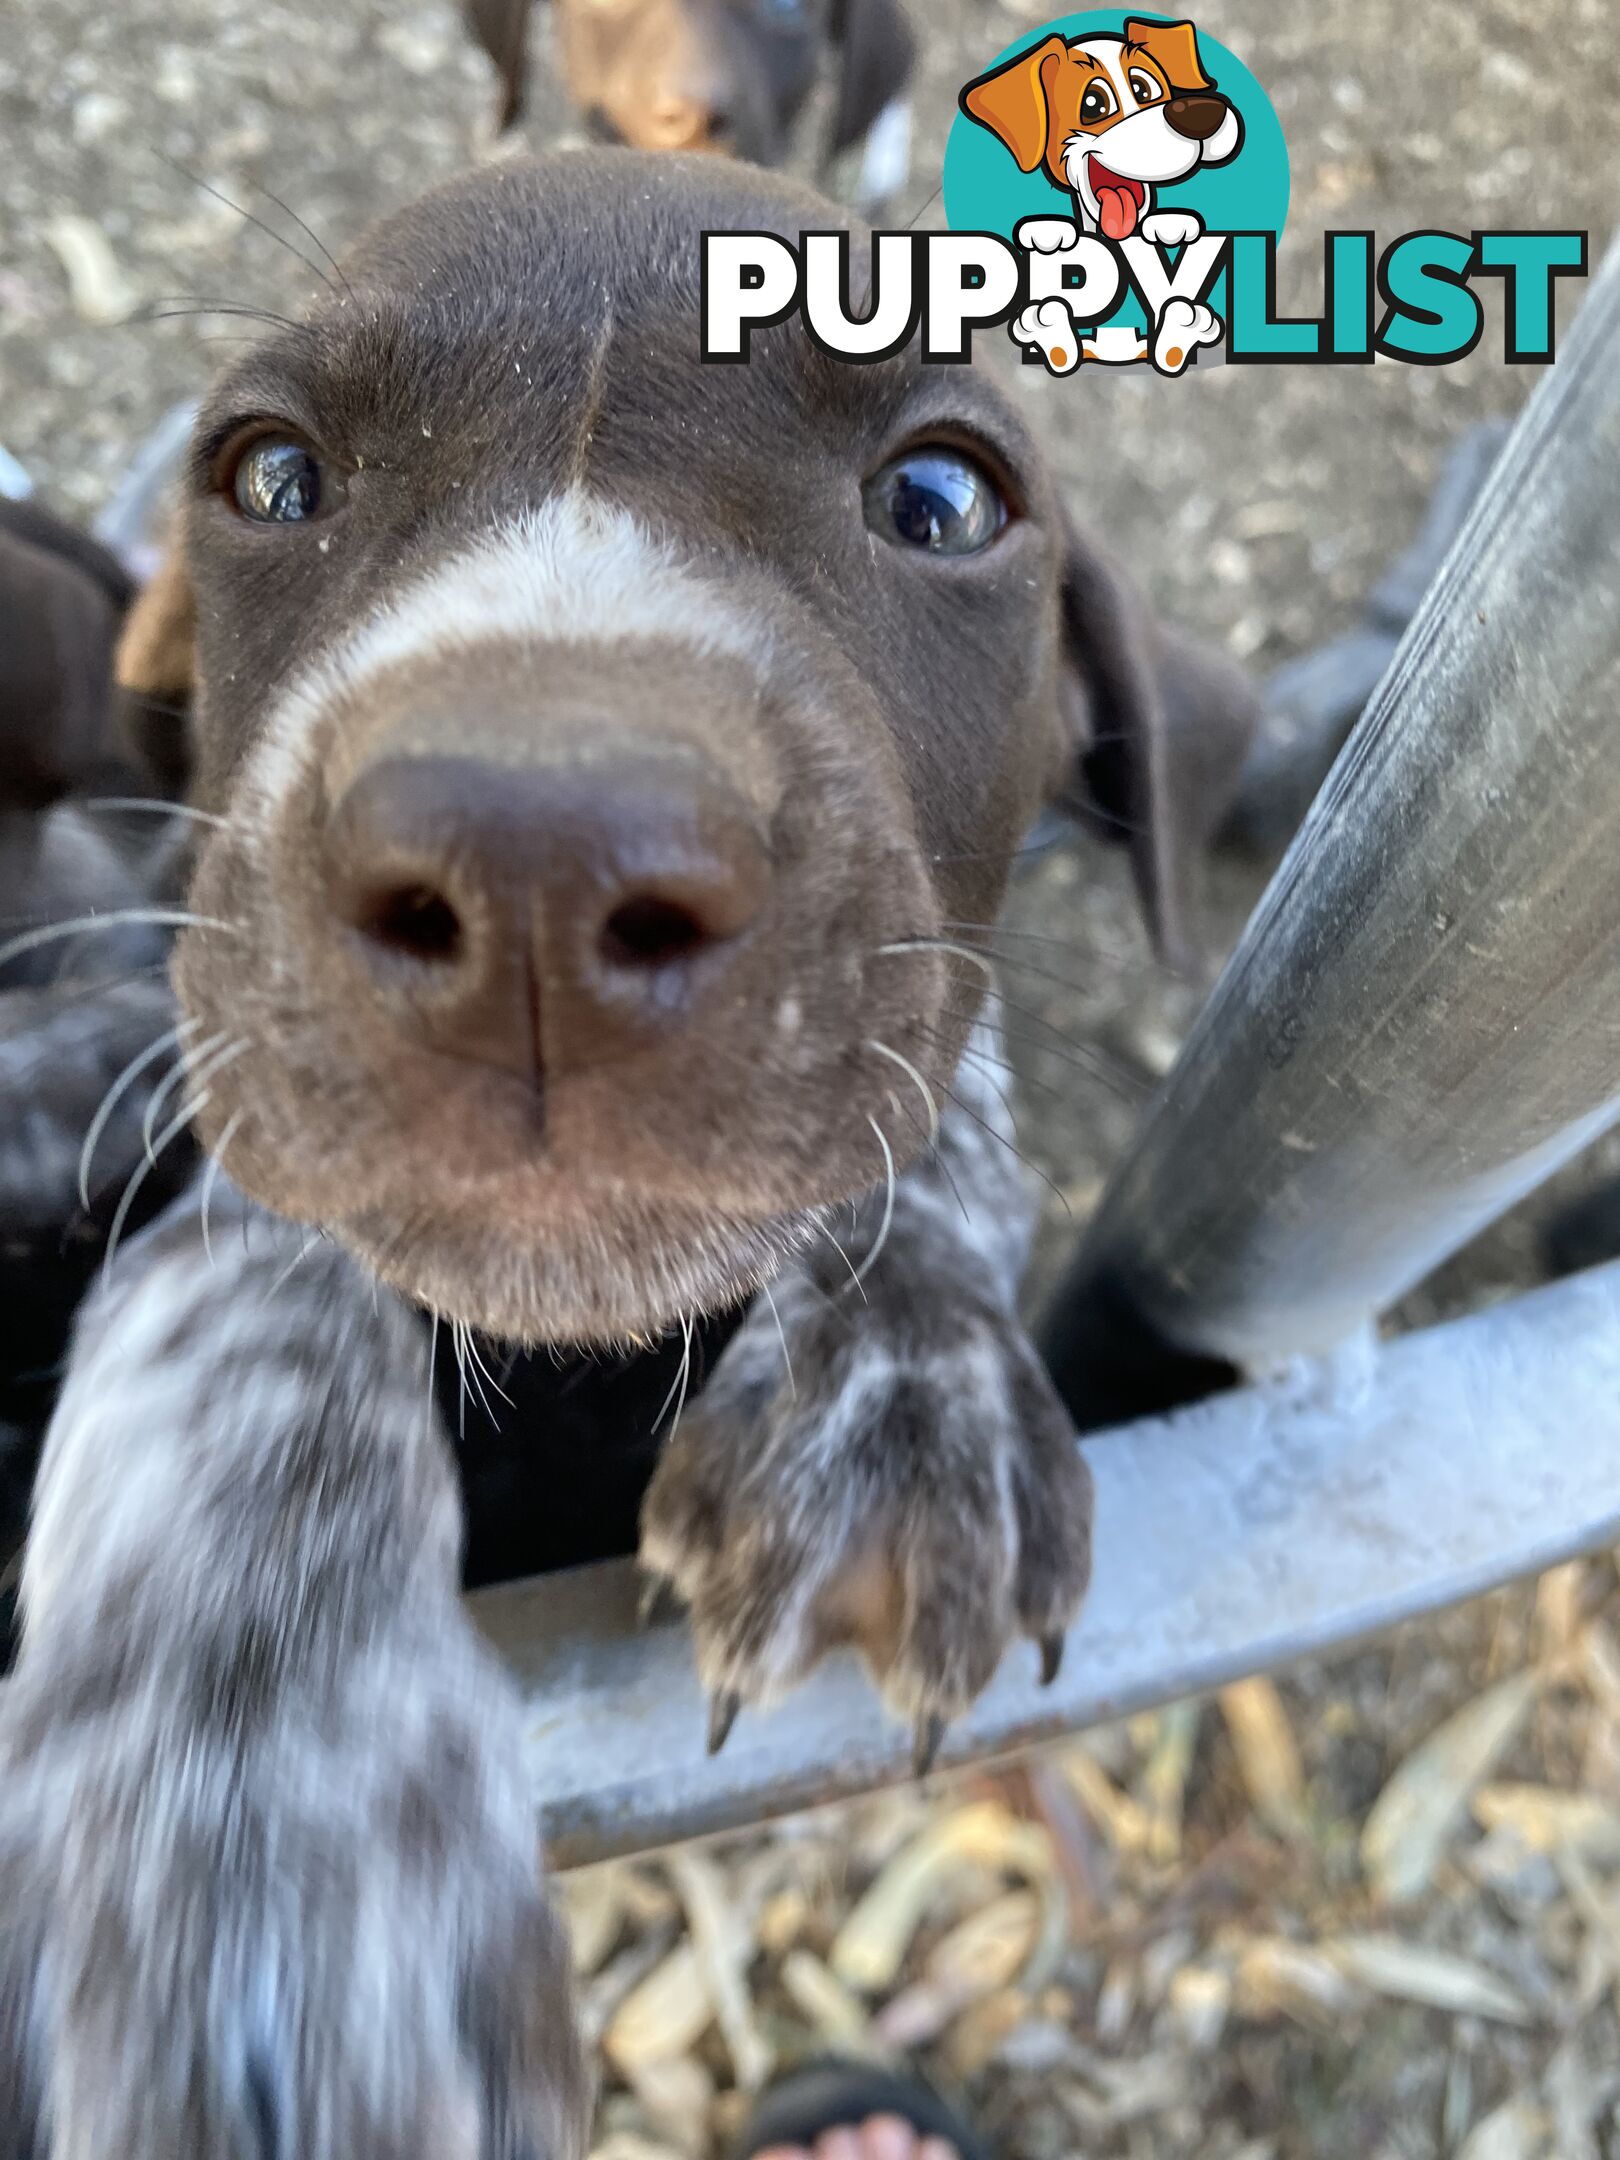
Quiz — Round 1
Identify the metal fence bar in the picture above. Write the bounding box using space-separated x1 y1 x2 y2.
1041 237 1620 1416
475 1262 1620 1869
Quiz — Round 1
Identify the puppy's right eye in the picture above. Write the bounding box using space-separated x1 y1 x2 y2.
227 436 329 524
1078 82 1117 124
863 446 1009 558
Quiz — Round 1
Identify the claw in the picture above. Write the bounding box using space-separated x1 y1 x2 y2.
706 1689 741 1756
1039 1632 1065 1687
912 1711 948 1778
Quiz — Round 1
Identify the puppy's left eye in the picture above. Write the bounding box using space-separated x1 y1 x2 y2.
226 435 332 524
863 446 1009 558
1128 69 1163 104
757 0 808 19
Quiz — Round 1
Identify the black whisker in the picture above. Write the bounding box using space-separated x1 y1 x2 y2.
153 150 335 295
931 1074 1072 1217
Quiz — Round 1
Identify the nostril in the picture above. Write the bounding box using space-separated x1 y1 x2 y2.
600 894 710 970
357 881 464 964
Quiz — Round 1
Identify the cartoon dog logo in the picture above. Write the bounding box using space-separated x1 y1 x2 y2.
960 16 1243 245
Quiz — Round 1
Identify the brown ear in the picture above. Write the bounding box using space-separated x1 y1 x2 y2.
959 33 1067 174
827 0 916 155
1123 15 1212 93
113 544 196 795
1054 518 1257 968
463 0 535 130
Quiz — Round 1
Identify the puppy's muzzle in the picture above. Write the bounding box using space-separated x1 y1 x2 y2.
324 746 770 1083
1163 94 1228 142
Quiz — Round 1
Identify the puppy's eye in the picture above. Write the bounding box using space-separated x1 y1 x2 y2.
1078 81 1117 124
757 0 808 19
863 447 1008 558
228 436 328 524
1128 69 1163 104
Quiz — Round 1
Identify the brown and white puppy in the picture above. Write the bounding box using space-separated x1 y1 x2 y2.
464 0 915 210
962 15 1242 244
0 151 1253 2155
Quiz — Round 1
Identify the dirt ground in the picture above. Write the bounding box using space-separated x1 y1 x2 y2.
5 0 1620 2154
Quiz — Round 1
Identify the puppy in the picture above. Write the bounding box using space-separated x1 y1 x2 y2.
464 0 915 210
962 14 1242 244
1 151 1254 2154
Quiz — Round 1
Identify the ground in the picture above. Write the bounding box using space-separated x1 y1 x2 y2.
3 0 1619 2154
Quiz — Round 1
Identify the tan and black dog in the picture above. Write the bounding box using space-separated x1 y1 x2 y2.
465 0 915 209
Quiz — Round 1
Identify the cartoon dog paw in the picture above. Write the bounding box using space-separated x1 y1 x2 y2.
639 1262 1094 1772
1012 297 1083 375
1014 214 1081 257
1140 209 1205 249
1152 295 1223 375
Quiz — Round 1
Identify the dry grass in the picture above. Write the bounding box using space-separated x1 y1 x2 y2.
572 1558 1620 2159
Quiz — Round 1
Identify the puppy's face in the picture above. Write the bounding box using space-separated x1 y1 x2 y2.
170 154 1092 1346
556 0 821 162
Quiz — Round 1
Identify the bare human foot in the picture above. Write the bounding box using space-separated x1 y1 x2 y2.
752 2113 962 2160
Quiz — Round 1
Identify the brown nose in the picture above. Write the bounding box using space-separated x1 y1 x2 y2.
1163 93 1228 141
323 753 771 1083
641 91 735 151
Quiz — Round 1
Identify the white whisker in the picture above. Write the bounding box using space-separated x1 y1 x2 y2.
198 1105 248 1264
463 1325 514 1411
865 1037 940 1147
761 1280 796 1400
77 797 230 831
873 938 997 990
102 1089 212 1283
854 1116 897 1286
78 1015 201 1208
653 1314 696 1435
142 1029 230 1165
0 909 237 972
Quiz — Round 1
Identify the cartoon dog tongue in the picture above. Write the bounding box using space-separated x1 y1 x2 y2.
1089 160 1142 240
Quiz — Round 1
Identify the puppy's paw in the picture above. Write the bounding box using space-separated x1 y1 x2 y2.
0 1634 592 2160
640 1270 1093 1770
1140 208 1204 247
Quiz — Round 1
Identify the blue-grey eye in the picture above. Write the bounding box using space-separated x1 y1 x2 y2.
757 0 809 21
231 436 325 523
863 446 1009 557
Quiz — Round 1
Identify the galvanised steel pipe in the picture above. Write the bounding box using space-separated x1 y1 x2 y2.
1041 236 1620 1425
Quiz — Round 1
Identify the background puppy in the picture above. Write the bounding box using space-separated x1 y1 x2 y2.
463 0 915 208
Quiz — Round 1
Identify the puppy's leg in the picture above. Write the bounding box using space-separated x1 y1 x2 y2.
641 1001 1093 1770
0 1184 591 2160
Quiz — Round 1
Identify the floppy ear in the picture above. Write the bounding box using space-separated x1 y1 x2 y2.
1123 15 1212 93
959 32 1067 173
1054 517 1257 968
113 543 196 796
0 503 131 810
463 0 536 130
827 0 916 156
